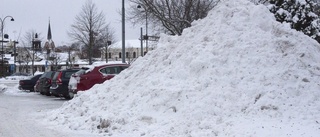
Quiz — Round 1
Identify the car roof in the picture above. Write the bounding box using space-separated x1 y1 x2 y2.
78 63 128 74
81 63 129 70
58 68 81 72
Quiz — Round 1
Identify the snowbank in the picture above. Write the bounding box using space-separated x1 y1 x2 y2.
41 0 320 136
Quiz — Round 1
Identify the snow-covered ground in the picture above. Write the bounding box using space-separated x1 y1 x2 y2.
0 85 103 137
1 0 320 136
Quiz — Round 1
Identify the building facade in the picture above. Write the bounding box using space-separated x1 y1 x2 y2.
100 39 157 64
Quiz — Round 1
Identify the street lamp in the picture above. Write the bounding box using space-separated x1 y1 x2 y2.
122 0 126 63
0 16 14 77
137 5 149 53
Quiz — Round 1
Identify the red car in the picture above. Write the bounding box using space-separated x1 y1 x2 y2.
68 63 129 96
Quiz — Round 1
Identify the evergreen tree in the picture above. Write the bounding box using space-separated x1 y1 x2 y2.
269 0 320 43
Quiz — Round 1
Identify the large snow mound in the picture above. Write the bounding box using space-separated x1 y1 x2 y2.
40 0 320 136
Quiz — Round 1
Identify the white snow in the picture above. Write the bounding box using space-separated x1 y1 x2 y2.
35 0 320 136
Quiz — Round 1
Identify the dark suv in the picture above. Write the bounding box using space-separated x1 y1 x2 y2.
38 71 56 96
68 63 129 97
50 68 80 99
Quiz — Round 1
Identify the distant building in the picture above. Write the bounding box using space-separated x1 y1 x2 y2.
100 39 158 63
12 21 87 75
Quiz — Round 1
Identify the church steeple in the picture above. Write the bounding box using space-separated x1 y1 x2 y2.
47 20 52 40
44 19 55 53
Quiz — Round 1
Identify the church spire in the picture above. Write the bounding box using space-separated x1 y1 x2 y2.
44 18 55 52
47 19 52 40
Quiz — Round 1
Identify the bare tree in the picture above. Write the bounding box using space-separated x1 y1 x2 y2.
19 30 43 74
21 29 43 48
68 0 115 65
127 0 219 35
47 53 62 71
94 24 116 59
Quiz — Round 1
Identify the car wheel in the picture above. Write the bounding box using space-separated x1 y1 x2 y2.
45 91 51 96
53 94 60 97
67 92 74 99
64 95 71 100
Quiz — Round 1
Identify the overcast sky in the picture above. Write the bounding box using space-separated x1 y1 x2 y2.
1 0 141 46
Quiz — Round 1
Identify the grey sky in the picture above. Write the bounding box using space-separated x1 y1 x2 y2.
1 0 141 46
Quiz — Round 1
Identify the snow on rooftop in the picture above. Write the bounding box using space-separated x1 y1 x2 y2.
40 0 320 136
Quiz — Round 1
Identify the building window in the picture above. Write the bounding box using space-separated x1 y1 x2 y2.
126 52 129 58
144 51 147 55
108 53 112 58
133 52 136 58
119 52 122 58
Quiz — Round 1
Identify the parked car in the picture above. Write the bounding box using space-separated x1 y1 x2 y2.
18 74 42 92
38 71 55 96
50 68 80 99
68 63 130 97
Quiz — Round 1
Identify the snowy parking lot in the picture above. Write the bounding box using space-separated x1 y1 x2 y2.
1 0 320 136
0 85 102 137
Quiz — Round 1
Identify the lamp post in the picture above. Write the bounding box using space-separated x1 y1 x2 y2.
13 41 18 73
137 5 148 53
0 16 14 77
122 0 126 63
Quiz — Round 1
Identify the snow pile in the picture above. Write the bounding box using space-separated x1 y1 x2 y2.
41 0 320 136
0 84 29 95
0 84 7 93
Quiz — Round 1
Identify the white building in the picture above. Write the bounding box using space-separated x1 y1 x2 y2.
100 39 158 64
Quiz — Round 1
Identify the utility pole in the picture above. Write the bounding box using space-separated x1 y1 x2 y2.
140 27 143 56
13 41 18 73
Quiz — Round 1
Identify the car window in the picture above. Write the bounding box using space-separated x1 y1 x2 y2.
40 71 55 78
64 71 77 79
45 72 53 78
52 72 60 80
100 66 129 75
100 67 114 74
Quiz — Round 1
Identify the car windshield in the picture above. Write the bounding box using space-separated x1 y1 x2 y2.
40 71 54 78
27 74 40 80
100 65 129 75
